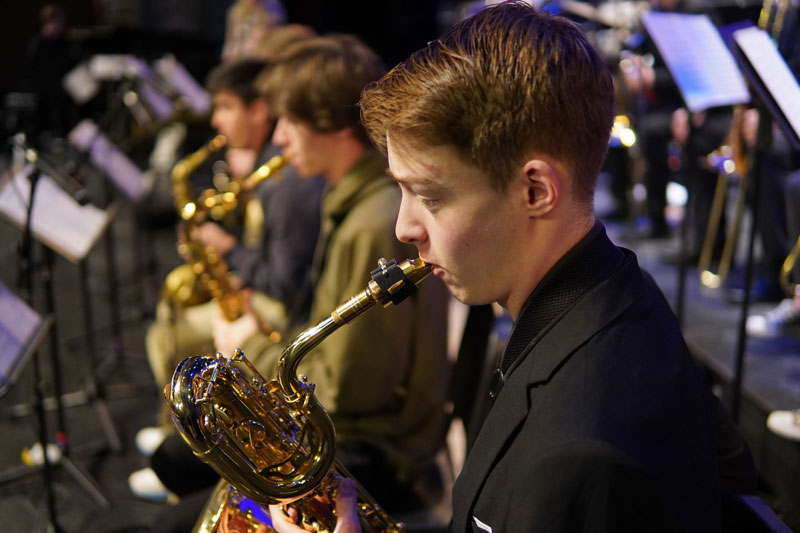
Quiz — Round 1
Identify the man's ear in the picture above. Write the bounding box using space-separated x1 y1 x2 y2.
250 98 270 123
333 126 356 141
521 158 560 217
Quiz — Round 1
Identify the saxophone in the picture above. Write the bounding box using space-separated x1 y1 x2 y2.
166 257 431 532
163 136 286 333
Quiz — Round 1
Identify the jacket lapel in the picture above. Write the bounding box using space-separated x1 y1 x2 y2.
451 251 644 531
525 252 643 385
451 364 529 532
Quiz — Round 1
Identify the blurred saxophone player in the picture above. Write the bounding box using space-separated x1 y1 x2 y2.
137 58 324 456
212 34 451 514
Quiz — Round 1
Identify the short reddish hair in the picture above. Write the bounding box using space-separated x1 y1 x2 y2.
360 2 615 203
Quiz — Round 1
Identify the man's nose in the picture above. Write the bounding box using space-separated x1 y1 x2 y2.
395 195 425 245
273 117 288 146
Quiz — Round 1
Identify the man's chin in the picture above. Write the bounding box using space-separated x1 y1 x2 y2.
445 284 483 307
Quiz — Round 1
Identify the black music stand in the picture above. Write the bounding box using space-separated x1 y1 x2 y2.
643 13 800 420
641 11 751 327
0 156 114 510
28 76 157 422
3 140 125 452
0 285 52 399
0 281 61 532
63 80 166 409
65 105 146 374
0 163 113 532
721 21 800 420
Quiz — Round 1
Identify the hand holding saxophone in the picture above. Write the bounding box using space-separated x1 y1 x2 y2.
225 147 257 178
191 221 237 255
211 289 260 355
269 478 361 533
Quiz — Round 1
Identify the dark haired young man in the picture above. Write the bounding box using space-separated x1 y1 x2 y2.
270 3 745 532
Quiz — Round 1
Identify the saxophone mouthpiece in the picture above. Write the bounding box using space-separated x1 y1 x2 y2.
370 257 432 306
402 257 432 285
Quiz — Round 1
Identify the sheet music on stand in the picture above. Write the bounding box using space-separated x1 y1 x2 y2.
641 11 751 112
731 25 800 149
0 281 52 396
124 57 177 122
68 119 146 201
0 165 113 263
154 55 212 115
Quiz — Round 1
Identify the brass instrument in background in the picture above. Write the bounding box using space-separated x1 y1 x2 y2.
167 257 430 532
780 235 800 298
163 134 227 308
698 0 791 290
610 114 637 149
698 105 750 289
162 136 286 337
759 0 789 38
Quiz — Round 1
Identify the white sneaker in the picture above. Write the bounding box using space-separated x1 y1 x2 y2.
766 409 800 442
21 443 63 466
135 426 169 457
128 467 175 502
746 299 800 339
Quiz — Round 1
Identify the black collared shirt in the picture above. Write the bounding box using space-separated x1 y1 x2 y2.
490 222 624 399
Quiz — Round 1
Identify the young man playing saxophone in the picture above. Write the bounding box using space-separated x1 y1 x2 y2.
144 58 324 390
272 3 749 532
131 58 324 504
212 34 451 515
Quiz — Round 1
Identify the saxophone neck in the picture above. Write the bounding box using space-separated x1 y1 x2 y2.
242 154 287 190
172 134 227 218
193 155 287 222
276 257 431 401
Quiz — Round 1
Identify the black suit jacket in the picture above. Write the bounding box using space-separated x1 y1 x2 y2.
452 238 721 532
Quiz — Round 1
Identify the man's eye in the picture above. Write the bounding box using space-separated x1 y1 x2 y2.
418 196 439 208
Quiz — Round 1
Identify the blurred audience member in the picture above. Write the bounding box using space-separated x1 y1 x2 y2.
222 0 287 61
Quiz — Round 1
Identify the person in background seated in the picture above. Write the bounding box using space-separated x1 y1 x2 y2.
222 0 287 62
747 170 800 339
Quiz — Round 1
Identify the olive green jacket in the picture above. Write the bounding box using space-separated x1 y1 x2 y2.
241 148 450 483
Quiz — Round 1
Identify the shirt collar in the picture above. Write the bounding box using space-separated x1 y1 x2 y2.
498 222 624 378
321 148 388 221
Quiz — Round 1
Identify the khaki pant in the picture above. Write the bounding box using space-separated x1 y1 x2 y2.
146 293 288 389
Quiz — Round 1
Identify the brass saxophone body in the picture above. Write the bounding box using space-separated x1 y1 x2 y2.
166 258 431 532
163 135 286 326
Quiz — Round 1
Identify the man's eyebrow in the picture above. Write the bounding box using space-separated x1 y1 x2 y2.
387 168 437 186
